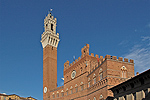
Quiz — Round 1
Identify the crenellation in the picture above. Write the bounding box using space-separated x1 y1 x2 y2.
64 60 70 69
100 56 104 62
56 33 59 36
95 54 99 58
105 55 111 59
51 15 54 19
73 61 75 64
91 53 94 57
70 63 72 66
101 55 134 64
45 13 56 23
86 43 89 47
118 57 123 61
75 59 78 63
124 58 128 62
112 56 117 60
100 56 103 59
78 57 81 60
81 44 90 56
130 59 134 63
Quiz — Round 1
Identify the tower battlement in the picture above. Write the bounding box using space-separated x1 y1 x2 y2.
81 44 89 57
44 13 57 22
104 55 134 63
64 44 134 70
41 13 60 48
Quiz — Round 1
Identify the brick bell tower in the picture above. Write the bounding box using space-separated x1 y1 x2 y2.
41 12 60 100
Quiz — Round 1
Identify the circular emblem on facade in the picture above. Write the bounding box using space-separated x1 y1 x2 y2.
71 70 76 79
44 87 47 93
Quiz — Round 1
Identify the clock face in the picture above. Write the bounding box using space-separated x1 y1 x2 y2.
71 70 76 79
44 87 47 93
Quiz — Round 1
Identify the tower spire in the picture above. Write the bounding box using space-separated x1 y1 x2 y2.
48 8 53 14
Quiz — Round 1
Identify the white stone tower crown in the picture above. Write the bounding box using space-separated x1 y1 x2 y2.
41 13 60 48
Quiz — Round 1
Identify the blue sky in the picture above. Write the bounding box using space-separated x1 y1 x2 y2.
0 0 150 100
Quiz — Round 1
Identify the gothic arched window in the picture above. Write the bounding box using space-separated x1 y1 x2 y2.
57 93 59 98
75 84 78 92
70 86 73 94
99 94 103 100
61 90 64 97
80 82 84 91
121 66 127 78
52 93 55 98
66 88 69 95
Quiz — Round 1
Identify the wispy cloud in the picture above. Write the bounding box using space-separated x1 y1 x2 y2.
141 36 150 46
141 36 150 40
119 40 128 46
146 23 150 28
124 36 150 73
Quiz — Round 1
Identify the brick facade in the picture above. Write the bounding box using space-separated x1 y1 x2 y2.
41 13 134 100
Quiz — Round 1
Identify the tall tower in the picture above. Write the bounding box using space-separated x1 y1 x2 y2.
41 13 60 100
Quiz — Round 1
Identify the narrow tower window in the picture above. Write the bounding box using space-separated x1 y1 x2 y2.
48 36 50 43
51 24 53 31
46 24 48 29
55 40 57 46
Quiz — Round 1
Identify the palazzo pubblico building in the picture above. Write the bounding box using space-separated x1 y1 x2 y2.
41 13 150 100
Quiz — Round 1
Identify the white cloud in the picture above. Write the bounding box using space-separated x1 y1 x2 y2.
141 36 150 41
124 36 150 73
61 78 64 80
